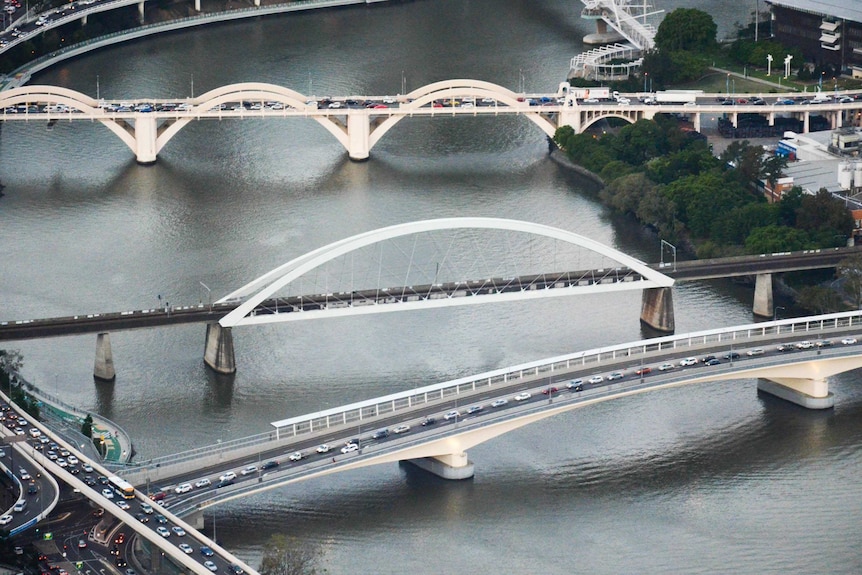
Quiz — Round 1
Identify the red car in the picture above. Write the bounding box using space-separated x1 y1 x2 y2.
635 367 652 376
541 387 558 395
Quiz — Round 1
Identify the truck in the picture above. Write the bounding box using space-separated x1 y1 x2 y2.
654 90 703 104
557 82 610 103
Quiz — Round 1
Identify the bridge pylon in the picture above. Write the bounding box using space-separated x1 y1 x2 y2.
204 323 236 374
94 332 116 381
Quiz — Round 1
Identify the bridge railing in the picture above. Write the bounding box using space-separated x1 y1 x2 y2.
129 311 862 475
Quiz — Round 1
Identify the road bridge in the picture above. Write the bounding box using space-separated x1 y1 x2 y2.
4 83 862 163
114 310 862 524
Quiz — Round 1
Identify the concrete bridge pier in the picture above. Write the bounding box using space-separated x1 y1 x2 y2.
194 0 200 10
204 323 236 374
134 116 158 164
94 332 116 382
757 377 834 409
185 509 204 530
347 111 371 161
137 0 144 23
640 287 675 333
407 452 474 479
753 273 774 318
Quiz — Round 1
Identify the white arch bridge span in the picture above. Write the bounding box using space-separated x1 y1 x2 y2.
199 217 674 374
0 80 644 163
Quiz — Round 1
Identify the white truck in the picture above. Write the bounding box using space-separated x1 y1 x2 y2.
557 82 610 104
654 90 703 104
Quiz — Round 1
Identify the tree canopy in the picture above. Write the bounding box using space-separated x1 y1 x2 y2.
259 534 323 575
654 8 717 53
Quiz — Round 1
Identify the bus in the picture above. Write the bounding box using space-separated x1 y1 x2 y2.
108 476 135 499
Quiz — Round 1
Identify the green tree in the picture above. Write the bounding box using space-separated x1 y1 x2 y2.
777 186 805 226
796 189 854 246
259 534 323 575
796 285 844 314
744 224 810 253
654 9 717 52
81 414 94 439
837 253 862 309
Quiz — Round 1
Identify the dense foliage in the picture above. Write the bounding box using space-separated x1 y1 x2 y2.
553 117 853 256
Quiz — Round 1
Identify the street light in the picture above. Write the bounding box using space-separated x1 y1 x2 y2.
199 281 211 312
767 54 773 76
726 73 730 95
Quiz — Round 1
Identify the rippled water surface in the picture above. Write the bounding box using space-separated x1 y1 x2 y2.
2 1 862 573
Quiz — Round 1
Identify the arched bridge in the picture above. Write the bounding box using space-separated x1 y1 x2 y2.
119 311 862 521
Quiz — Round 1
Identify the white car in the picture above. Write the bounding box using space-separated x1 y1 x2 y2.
218 471 237 482
796 341 814 349
204 561 218 572
82 463 93 472
490 399 508 408
340 443 359 454
67 455 78 465
746 348 765 356
116 500 130 510
156 526 170 537
288 451 304 461
240 465 257 476
679 357 698 366
178 543 193 554
392 424 411 434
658 363 675 371
607 372 624 380
171 526 186 536
316 444 330 454
0 514 12 525
194 478 211 488
28 428 41 438
841 337 857 345
444 410 461 421
588 375 604 384
174 483 192 494
513 392 531 401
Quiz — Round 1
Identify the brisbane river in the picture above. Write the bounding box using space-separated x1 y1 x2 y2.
2 1 862 573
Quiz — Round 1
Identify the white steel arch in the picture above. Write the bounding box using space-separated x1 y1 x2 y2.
217 217 674 328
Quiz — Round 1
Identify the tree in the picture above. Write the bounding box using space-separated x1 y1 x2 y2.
744 224 810 253
837 254 862 309
0 350 23 392
654 9 717 53
81 414 94 439
795 188 854 246
796 285 844 314
259 534 323 575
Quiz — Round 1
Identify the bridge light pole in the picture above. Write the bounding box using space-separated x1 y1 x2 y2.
774 306 785 321
767 54 772 76
660 240 676 272
199 281 211 312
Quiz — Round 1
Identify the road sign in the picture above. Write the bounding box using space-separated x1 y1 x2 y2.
43 532 53 540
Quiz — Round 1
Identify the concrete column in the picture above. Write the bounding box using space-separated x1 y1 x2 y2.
558 108 582 133
138 0 144 23
640 287 675 333
94 333 116 381
803 111 810 133
204 323 236 374
731 112 738 128
753 273 773 318
82 14 87 25
195 0 200 10
346 110 371 161
834 110 843 129
134 116 158 164
757 377 834 409
407 452 474 479
692 112 701 132
768 112 775 126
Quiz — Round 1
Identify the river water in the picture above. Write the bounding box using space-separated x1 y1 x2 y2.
2 1 862 573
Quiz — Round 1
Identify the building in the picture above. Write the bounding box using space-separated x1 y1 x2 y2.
766 0 862 77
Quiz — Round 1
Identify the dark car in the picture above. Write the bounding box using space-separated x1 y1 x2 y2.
229 565 245 575
421 417 437 426
705 358 721 366
200 545 215 557
723 351 740 359
261 460 279 470
216 478 235 488
701 355 716 363
371 429 390 440
149 491 167 501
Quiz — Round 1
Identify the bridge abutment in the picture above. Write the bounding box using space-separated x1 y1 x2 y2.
757 377 834 409
94 332 116 381
204 323 236 374
753 273 774 318
640 287 675 333
407 452 474 480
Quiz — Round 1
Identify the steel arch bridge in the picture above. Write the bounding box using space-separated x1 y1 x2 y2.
216 217 674 329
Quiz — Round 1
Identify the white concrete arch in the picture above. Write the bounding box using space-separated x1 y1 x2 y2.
190 82 312 112
217 217 674 328
580 113 637 132
0 85 99 109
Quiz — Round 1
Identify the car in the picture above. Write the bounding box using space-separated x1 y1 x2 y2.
635 367 652 376
842 337 858 345
12 500 26 513
101 488 114 499
588 375 604 384
67 455 78 465
141 502 154 514
99 476 110 485
289 451 304 461
29 428 41 438
200 545 215 557
680 357 698 366
116 500 130 510
26 482 37 495
56 458 67 467
723 352 740 360
156 526 170 537
19 468 31 479
174 482 192 494
340 443 359 454
607 372 624 381
513 392 531 401
0 514 12 525
393 424 411 433
444 410 461 420
229 565 245 575
658 363 675 371
178 543 193 554
204 561 218 572
371 429 390 440
490 399 508 408
78 539 87 549
421 417 437 426
816 340 833 347
135 513 149 523
701 355 717 363
261 460 279 470
316 444 330 454
149 491 167 501
566 379 583 389
216 478 234 488
171 526 186 536
542 386 559 394
747 348 765 356
47 451 58 460
218 471 237 482
114 532 126 544
776 344 793 352
583 98 599 103
155 514 167 524
240 465 257 476
125 570 137 575
466 405 483 414
194 478 211 488
705 358 721 366
116 558 127 568
81 463 93 472
796 341 814 349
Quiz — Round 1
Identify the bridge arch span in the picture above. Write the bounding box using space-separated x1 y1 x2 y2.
579 112 637 133
217 217 673 328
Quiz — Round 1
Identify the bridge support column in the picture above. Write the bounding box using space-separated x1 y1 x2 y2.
692 112 701 133
757 377 834 409
204 323 236 374
407 452 474 480
640 287 675 333
82 14 87 25
558 109 582 133
753 273 773 318
346 111 371 161
185 509 204 529
137 0 144 22
94 333 116 382
803 111 810 133
194 0 201 10
134 116 158 164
